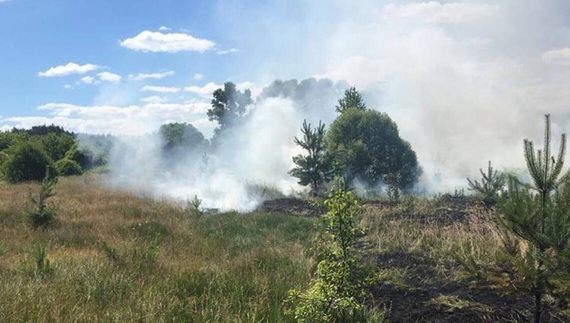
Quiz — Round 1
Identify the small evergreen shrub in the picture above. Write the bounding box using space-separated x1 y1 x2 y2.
467 161 505 206
55 158 83 176
24 169 58 229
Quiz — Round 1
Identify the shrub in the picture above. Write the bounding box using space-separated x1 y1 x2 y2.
285 184 370 322
467 161 505 206
55 158 83 176
24 170 58 229
3 142 55 183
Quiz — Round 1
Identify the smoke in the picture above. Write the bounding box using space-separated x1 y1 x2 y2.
108 97 306 212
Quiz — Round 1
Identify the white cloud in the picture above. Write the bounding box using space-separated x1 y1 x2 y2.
98 72 122 83
38 62 100 77
129 71 175 80
140 96 168 104
542 48 570 65
64 84 73 90
141 85 181 93
184 82 222 98
120 31 215 53
79 76 95 84
381 2 498 24
158 26 171 31
194 73 204 80
0 102 213 136
217 48 238 55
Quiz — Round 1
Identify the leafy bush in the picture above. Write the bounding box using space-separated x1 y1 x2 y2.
2 142 55 183
285 184 370 322
24 170 58 228
55 158 83 176
467 161 505 206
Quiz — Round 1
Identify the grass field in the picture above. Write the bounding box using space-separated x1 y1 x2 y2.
0 176 567 322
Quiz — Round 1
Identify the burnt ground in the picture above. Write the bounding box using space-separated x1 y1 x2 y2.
258 195 568 322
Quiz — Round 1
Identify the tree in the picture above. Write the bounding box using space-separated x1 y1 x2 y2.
285 184 369 322
2 142 55 183
289 120 332 194
467 161 506 206
207 82 253 131
55 158 83 176
498 114 570 323
326 109 421 191
159 123 206 156
335 87 366 114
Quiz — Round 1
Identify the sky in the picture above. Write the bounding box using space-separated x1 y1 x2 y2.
3 0 570 185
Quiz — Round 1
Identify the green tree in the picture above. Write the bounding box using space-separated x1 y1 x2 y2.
2 142 55 183
498 114 570 323
207 82 253 131
335 87 366 114
289 120 332 193
467 161 506 206
326 109 421 191
285 184 369 322
24 168 58 228
40 132 75 161
159 122 206 156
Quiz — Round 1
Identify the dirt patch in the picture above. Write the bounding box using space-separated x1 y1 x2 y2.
259 198 325 217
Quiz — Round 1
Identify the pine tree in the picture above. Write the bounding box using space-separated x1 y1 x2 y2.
289 120 332 194
335 87 366 113
498 114 570 323
467 161 505 206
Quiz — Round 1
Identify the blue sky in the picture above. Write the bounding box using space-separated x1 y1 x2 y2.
2 0 570 158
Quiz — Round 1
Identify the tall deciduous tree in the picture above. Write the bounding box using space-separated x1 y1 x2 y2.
326 109 421 191
289 120 332 193
207 82 253 130
335 87 366 113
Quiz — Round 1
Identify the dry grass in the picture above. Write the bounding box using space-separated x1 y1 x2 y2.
0 175 316 323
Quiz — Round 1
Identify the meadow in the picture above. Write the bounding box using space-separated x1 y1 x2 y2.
1 175 564 322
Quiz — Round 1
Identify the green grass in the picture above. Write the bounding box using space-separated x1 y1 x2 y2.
0 176 316 322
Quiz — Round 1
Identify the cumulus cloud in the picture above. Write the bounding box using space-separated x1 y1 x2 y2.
194 73 204 80
184 82 222 98
140 96 168 104
120 31 215 53
129 71 175 80
158 26 171 31
381 2 498 24
64 84 73 90
98 72 122 83
0 102 213 136
217 48 238 55
79 76 95 84
141 85 181 93
542 48 570 66
38 62 100 77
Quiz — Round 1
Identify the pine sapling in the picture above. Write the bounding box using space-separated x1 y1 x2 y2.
467 160 505 206
25 168 58 228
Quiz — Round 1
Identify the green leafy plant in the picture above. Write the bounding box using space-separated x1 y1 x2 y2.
101 241 121 263
467 161 505 206
285 183 370 322
22 243 54 277
24 168 58 229
54 158 83 176
496 114 570 323
186 195 203 218
289 119 333 195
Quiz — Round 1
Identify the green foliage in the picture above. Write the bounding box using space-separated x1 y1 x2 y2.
54 158 83 176
290 120 333 193
40 132 75 161
0 241 6 258
159 122 206 156
101 241 121 263
207 82 253 131
467 161 505 205
24 169 58 229
336 87 366 114
3 141 55 183
185 195 203 218
22 243 54 277
497 114 570 323
285 185 369 322
326 109 421 191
